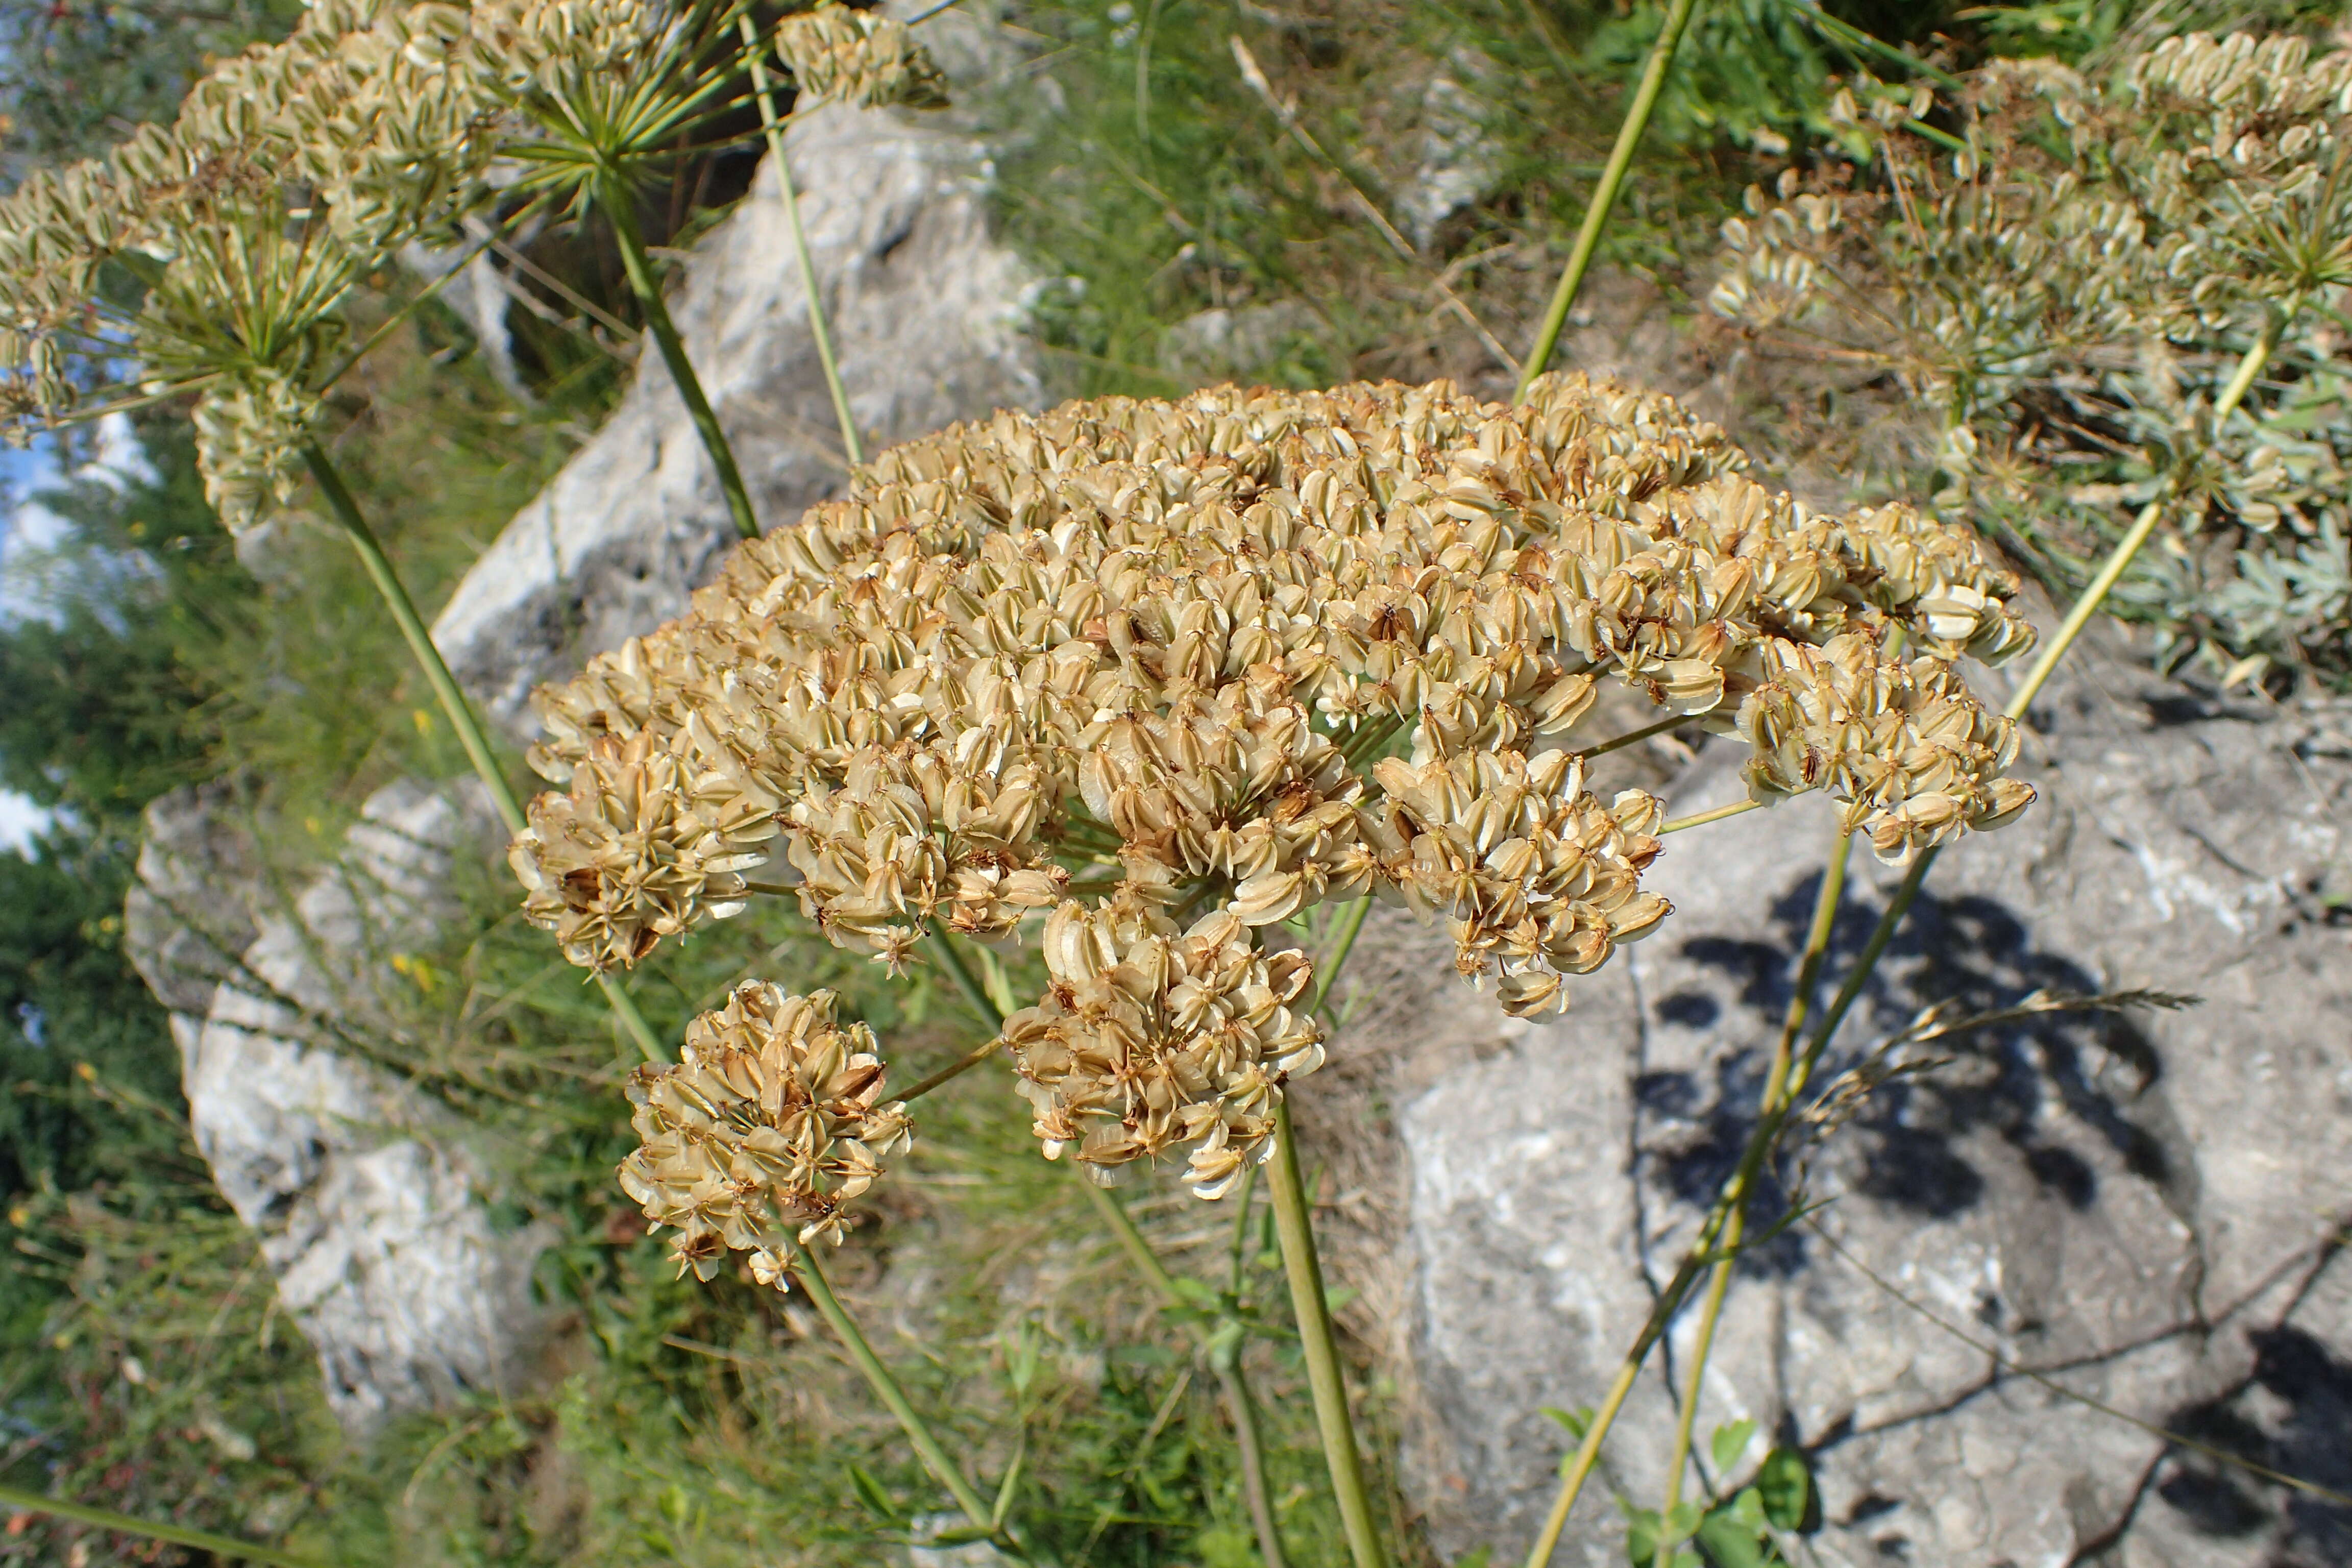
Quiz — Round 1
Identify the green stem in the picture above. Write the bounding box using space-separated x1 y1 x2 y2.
1529 834 1853 1568
597 173 761 540
302 444 667 1065
1660 798 1761 835
1268 1098 1387 1568
928 931 1006 1032
1651 828 1851 1566
306 445 524 834
1581 712 1693 759
2002 297 2290 726
1513 0 1700 402
0 1482 326 1568
1083 1172 1289 1567
790 1240 999 1533
1210 1322 1290 1568
1083 1178 1184 1302
899 1036 1002 1103
1308 896 1373 1017
1652 1204 1738 1568
741 13 863 465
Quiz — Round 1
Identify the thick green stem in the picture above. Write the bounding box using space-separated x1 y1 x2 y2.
303 445 666 1063
597 174 761 540
1268 1098 1387 1568
791 1240 999 1533
1513 0 1700 401
741 14 863 465
0 1481 325 1568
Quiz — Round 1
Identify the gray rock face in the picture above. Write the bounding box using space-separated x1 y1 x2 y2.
430 17 1039 733
1388 642 2352 1566
127 779 549 1433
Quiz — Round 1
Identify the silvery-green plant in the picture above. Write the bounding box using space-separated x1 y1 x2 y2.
1713 32 2352 685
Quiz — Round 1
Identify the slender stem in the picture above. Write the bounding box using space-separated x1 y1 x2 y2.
1652 1204 1738 1568
1083 1175 1290 1568
1213 1352 1290 1568
1651 828 1850 1566
596 172 761 540
0 1482 325 1568
1580 712 1692 760
928 932 1006 1032
1533 828 1853 1565
742 13 863 465
2000 301 2287 724
1513 0 1701 401
899 1036 1002 1103
1268 1098 1387 1568
1309 896 1374 1017
1660 798 1762 835
305 445 523 834
1524 1357 1640 1568
302 444 667 1064
1083 1178 1184 1302
790 1239 999 1532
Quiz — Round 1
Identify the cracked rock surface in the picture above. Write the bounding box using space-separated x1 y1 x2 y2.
1380 635 2352 1566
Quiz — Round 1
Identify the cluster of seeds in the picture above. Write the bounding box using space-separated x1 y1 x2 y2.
0 0 950 530
1712 32 2352 678
773 3 951 111
524 371 2038 1212
618 983 912 1280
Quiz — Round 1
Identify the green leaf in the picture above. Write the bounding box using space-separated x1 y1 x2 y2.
1541 1405 1596 1441
926 1525 1000 1547
1755 1447 1815 1532
1694 1507 1772 1568
991 1431 1028 1529
1454 1550 1492 1568
1710 1417 1758 1476
1620 1503 1663 1565
847 1463 904 1525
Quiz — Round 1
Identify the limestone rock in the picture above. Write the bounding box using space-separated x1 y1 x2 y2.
430 4 1039 734
1384 638 2352 1566
126 779 549 1433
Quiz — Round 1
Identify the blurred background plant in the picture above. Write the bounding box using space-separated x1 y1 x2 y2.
1711 28 2352 687
6 0 2352 1564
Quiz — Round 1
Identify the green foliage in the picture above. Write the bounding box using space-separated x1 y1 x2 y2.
0 415 243 819
0 0 303 167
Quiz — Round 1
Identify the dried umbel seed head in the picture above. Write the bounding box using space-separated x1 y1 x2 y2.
619 984 912 1282
1000 902 1324 1198
773 3 950 110
1713 33 2352 680
1362 749 1669 1017
509 729 772 970
520 374 2036 1186
0 0 498 514
189 369 324 536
